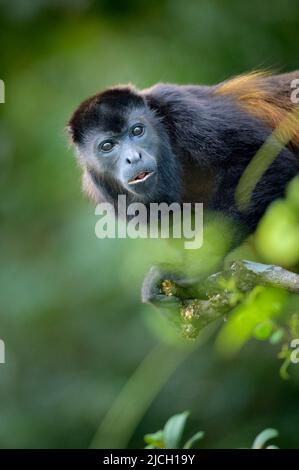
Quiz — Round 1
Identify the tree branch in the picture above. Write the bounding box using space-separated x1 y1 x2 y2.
161 260 299 339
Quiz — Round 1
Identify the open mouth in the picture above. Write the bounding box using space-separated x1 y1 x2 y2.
128 171 154 185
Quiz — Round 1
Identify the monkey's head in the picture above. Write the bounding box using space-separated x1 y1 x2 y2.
67 86 181 206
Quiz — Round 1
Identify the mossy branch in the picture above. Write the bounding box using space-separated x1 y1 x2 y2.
161 260 299 339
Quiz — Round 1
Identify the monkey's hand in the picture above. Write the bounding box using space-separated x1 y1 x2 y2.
142 264 199 309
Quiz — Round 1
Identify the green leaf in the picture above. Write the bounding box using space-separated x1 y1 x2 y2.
286 176 299 212
279 355 291 380
216 287 287 357
254 321 273 340
163 411 190 449
144 430 164 448
269 328 284 345
255 200 299 266
183 431 205 449
252 428 279 449
289 313 299 337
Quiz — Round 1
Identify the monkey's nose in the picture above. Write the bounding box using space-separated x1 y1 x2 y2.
126 152 142 164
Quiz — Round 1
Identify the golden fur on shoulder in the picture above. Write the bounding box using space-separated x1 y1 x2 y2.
215 71 299 151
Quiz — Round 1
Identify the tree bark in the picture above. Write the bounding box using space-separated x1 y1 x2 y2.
161 260 299 339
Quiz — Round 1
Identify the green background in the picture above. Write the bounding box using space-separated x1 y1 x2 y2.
0 0 299 448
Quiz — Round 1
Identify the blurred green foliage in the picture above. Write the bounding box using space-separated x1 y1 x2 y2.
0 0 299 449
144 410 204 449
256 177 299 266
144 411 279 449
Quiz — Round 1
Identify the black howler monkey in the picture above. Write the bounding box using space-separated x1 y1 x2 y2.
67 71 299 307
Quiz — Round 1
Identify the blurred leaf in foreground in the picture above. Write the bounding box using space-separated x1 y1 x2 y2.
144 411 204 449
251 428 279 449
216 286 287 357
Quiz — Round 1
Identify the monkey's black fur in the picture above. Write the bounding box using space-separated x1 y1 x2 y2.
68 72 299 307
69 74 299 238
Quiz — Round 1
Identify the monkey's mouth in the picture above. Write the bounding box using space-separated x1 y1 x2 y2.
128 171 155 185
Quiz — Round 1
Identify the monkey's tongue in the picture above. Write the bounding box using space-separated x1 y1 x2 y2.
129 171 150 184
135 172 148 181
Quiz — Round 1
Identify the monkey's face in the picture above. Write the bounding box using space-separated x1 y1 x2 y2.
89 110 159 198
71 109 161 201
68 86 181 205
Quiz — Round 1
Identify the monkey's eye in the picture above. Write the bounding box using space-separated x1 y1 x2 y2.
98 140 115 153
131 124 145 137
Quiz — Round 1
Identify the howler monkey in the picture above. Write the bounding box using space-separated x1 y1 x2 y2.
67 71 299 307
